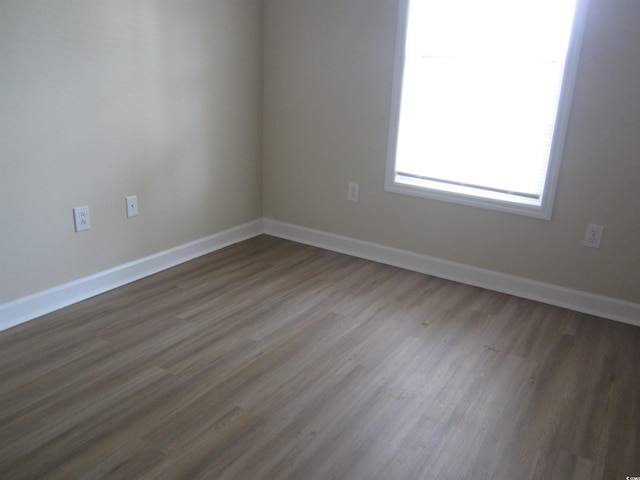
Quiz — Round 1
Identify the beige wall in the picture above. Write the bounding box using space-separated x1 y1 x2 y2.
2 0 638 308
0 0 263 303
263 0 640 304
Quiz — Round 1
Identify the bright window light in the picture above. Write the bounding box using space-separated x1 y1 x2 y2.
386 0 585 218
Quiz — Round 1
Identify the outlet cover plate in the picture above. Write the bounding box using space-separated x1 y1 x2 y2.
73 206 91 232
584 224 604 248
348 182 359 202
126 195 139 217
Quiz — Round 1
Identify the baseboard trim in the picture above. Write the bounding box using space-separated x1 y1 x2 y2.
263 218 640 327
3 217 638 332
0 219 263 332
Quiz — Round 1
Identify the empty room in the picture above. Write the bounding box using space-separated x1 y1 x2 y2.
1 0 639 478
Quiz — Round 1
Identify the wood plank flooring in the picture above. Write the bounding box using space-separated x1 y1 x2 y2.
1 235 639 479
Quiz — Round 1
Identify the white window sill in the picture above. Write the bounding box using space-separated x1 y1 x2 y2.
386 173 553 220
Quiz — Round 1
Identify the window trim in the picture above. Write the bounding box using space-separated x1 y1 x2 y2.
385 0 589 220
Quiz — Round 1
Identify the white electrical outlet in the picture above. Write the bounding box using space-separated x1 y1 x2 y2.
348 182 359 202
73 206 91 232
583 224 604 248
126 195 138 217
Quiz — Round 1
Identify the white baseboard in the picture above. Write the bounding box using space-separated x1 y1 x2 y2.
0 219 263 332
2 217 638 333
263 218 640 327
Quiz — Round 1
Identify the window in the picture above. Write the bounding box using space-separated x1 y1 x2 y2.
386 0 587 219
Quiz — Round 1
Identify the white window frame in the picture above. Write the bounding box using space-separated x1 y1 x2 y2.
385 0 589 220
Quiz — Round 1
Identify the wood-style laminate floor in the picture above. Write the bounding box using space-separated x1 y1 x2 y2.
1 235 639 480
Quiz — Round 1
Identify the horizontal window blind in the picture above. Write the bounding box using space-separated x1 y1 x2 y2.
394 0 578 203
